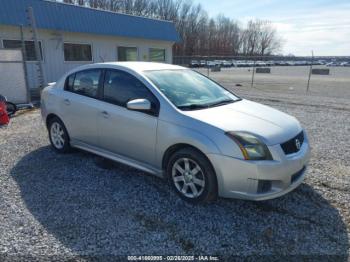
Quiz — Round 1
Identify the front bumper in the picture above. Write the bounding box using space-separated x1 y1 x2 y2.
207 137 311 201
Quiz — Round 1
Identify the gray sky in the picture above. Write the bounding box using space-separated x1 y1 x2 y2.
194 0 350 56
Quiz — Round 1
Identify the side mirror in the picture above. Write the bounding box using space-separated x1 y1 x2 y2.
127 99 151 111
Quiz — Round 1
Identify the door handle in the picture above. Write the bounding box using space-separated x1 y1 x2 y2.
63 99 71 105
101 111 109 119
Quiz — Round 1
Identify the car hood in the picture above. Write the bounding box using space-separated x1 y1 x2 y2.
182 99 302 145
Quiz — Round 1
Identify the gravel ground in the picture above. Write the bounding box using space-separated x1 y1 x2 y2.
0 87 349 260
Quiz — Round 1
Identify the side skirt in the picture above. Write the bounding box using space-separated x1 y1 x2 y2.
70 140 164 178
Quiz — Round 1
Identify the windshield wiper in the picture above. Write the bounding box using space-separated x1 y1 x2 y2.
178 99 240 111
207 99 235 108
177 104 209 111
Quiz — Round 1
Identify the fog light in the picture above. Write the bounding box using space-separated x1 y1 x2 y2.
257 180 272 194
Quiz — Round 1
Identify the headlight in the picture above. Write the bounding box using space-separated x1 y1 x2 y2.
226 132 273 160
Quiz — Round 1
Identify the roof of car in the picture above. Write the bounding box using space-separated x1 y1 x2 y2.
93 62 186 72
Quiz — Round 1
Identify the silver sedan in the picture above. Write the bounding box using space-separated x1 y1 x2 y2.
41 62 310 203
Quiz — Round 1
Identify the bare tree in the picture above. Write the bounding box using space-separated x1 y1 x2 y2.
60 0 283 57
240 19 282 56
257 20 282 55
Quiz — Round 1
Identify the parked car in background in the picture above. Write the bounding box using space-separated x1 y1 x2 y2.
278 61 288 66
189 60 200 68
234 60 245 67
274 61 283 66
326 62 340 67
200 60 207 67
41 62 310 203
213 60 223 67
255 61 267 67
294 61 306 66
205 61 217 68
246 61 255 67
222 60 233 67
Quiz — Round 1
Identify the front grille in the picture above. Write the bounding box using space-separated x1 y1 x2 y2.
291 166 306 184
281 131 304 155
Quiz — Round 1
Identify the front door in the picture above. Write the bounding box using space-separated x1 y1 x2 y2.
97 69 159 166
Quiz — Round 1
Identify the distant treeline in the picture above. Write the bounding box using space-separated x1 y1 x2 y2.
61 0 283 56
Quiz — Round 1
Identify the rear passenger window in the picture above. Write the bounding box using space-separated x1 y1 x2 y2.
66 69 102 98
66 74 75 90
103 70 157 107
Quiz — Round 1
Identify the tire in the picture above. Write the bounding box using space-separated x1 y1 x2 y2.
166 147 218 204
6 102 17 117
48 117 71 153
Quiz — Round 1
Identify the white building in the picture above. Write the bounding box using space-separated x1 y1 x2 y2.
0 0 180 90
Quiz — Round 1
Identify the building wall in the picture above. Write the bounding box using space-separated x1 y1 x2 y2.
0 25 174 89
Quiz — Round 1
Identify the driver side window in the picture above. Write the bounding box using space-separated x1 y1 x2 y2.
103 70 159 115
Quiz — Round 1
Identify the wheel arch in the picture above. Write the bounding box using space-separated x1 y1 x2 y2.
45 114 71 141
162 143 216 178
46 113 60 128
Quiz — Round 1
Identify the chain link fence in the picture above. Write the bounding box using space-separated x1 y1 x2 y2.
173 56 350 98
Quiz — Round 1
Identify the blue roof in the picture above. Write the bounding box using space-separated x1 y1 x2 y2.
0 0 180 42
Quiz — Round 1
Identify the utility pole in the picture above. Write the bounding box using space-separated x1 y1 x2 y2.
251 56 256 88
306 50 314 93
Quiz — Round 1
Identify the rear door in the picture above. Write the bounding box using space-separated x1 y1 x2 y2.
60 69 103 146
96 69 159 166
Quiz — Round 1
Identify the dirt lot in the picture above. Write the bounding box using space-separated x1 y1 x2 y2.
0 75 349 260
197 66 350 99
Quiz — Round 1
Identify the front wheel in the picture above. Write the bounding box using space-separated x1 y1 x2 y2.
167 148 218 204
48 117 71 153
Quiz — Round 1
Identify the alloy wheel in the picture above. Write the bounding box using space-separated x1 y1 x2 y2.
172 158 205 198
50 122 65 149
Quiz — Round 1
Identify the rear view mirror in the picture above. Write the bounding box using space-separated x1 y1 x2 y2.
127 99 151 111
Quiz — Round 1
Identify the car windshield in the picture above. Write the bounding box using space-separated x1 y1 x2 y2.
144 69 240 110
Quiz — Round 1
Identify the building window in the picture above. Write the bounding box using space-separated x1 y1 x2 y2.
149 48 166 62
118 47 138 61
64 43 92 62
2 40 43 61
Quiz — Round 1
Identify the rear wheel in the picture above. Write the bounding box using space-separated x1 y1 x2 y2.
48 117 71 153
6 102 17 117
167 148 218 204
